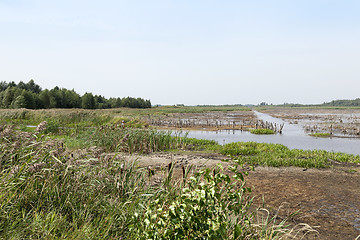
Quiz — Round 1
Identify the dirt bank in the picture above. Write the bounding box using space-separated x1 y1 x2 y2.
122 152 360 239
247 166 360 239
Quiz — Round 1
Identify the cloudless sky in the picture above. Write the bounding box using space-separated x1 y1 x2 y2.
1 0 360 105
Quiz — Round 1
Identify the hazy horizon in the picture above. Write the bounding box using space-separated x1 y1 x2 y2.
1 1 359 106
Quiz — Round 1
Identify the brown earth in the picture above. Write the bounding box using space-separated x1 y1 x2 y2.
121 152 360 239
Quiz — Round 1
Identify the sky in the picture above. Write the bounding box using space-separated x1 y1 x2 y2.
1 0 360 105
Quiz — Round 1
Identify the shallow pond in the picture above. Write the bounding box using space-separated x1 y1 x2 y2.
186 111 360 156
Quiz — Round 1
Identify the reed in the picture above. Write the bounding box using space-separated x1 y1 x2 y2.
68 127 184 153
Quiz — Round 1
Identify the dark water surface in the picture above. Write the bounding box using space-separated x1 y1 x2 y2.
186 111 360 156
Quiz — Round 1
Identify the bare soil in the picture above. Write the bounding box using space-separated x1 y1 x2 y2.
122 152 360 239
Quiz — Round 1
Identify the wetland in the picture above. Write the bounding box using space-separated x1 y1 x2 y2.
0 106 359 239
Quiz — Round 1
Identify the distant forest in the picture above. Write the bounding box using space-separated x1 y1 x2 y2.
323 98 360 107
281 98 360 107
0 80 151 109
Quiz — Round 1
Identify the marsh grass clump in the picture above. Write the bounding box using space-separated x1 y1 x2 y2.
309 132 332 138
250 128 276 135
86 127 185 153
182 137 219 151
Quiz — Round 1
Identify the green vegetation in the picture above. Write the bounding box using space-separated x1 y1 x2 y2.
346 168 357 173
324 98 360 107
0 80 151 109
1 107 357 238
132 164 256 239
309 133 332 138
0 106 250 128
0 124 302 239
66 127 186 153
250 128 275 135
220 142 360 168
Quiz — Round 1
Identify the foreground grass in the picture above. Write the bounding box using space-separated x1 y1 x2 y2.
1 125 307 239
1 107 357 239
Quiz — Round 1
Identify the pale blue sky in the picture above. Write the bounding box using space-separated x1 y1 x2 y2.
1 1 360 105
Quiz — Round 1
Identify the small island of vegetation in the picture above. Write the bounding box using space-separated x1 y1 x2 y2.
250 128 276 135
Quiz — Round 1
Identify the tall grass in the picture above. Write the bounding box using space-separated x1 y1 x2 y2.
64 126 185 153
1 125 306 239
0 108 113 127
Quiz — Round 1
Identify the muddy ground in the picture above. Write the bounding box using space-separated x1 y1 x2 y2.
122 152 360 239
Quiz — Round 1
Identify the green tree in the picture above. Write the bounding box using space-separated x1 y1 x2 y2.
39 89 51 108
0 80 152 109
22 90 35 109
2 87 16 108
26 79 42 93
13 95 26 108
0 81 8 91
64 89 81 108
81 92 96 109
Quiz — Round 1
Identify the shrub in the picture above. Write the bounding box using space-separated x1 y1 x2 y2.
131 163 255 239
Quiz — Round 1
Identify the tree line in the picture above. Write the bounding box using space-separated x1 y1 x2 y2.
323 98 360 107
0 80 151 109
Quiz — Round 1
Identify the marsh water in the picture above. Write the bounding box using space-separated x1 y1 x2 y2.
186 111 360 156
